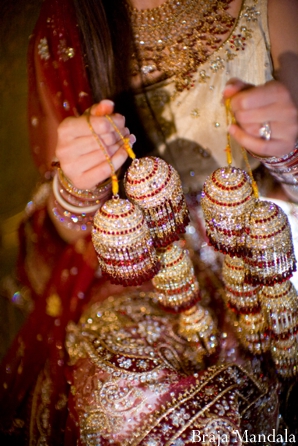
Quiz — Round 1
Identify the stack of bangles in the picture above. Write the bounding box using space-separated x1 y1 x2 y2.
251 141 298 200
52 167 112 231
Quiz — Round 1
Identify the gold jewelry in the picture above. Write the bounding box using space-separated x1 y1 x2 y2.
237 310 270 355
244 200 296 286
201 101 256 256
87 113 120 196
259 282 298 378
221 255 269 355
89 113 160 286
57 167 112 202
222 255 260 314
259 122 271 141
152 243 200 313
124 156 189 248
52 173 101 214
201 166 256 256
127 0 235 91
178 303 218 361
92 197 160 285
105 116 190 248
201 100 297 376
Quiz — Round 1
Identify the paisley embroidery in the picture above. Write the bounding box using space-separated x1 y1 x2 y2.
66 293 278 446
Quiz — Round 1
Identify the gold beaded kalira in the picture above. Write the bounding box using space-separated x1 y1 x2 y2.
178 303 218 361
259 282 298 378
237 310 270 355
222 255 260 314
92 198 160 286
201 166 256 256
127 0 235 90
244 200 296 286
152 243 200 313
124 157 189 248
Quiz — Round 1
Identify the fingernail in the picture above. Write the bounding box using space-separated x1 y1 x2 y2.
102 99 115 106
228 124 235 135
130 134 136 145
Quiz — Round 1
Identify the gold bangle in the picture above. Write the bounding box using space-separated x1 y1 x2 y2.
57 168 112 201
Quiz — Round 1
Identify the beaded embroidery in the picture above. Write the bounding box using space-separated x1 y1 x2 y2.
66 292 277 446
128 0 236 91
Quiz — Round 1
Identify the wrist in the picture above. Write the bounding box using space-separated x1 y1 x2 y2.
57 168 112 204
50 172 112 233
250 142 298 187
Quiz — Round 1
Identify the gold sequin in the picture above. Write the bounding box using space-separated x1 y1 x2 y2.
46 293 62 317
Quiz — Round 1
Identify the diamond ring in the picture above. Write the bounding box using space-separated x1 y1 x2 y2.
259 122 272 141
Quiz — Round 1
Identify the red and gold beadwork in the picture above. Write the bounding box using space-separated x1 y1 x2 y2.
201 166 256 256
244 201 296 286
178 303 218 360
259 281 298 378
124 157 189 248
92 197 160 285
152 243 200 313
222 255 260 314
237 310 270 355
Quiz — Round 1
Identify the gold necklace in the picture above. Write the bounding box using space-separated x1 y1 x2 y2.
127 0 236 91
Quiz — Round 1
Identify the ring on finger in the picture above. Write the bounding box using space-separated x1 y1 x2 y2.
259 122 272 141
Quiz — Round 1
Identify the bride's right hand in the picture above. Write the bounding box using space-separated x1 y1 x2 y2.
55 99 136 190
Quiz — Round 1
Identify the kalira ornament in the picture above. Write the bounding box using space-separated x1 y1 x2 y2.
152 243 200 313
259 281 298 378
92 197 160 286
201 167 255 256
244 200 296 286
237 310 270 355
178 303 218 361
222 255 260 314
124 156 189 248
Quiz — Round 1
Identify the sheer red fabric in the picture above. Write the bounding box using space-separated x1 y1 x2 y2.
0 0 281 444
0 0 97 442
28 0 92 175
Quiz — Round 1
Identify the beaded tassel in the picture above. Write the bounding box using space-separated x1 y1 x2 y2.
201 166 256 256
244 200 296 286
237 310 270 355
92 198 160 286
222 255 270 354
259 281 298 378
152 243 200 313
178 303 218 361
222 255 260 314
90 114 160 286
124 157 189 248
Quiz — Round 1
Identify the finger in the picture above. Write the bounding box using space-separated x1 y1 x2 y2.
63 150 110 180
229 123 294 157
58 115 99 141
236 120 297 143
234 103 297 125
90 99 115 117
58 112 124 141
230 81 290 111
88 113 126 136
100 126 131 147
72 147 129 189
223 78 253 99
56 135 102 161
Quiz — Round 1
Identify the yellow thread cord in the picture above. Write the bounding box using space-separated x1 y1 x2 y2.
225 98 259 198
225 99 233 166
105 115 136 159
86 112 119 195
241 147 259 199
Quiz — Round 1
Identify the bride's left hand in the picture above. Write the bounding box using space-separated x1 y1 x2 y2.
223 78 298 158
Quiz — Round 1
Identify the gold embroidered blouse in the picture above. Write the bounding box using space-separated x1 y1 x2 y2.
133 0 273 192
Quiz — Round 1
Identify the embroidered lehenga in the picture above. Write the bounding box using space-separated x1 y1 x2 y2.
0 0 296 444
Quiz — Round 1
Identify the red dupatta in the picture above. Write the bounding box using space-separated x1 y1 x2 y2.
0 0 100 442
